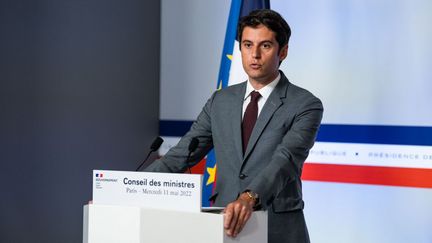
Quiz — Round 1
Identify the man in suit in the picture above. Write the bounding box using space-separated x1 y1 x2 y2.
146 9 323 243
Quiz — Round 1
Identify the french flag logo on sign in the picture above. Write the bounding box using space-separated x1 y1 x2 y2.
96 173 103 178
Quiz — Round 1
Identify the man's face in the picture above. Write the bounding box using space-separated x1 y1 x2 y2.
240 24 288 87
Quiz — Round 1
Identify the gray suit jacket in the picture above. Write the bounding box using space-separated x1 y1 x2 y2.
146 71 323 242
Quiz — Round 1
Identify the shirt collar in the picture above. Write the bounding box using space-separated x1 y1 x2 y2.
244 73 281 101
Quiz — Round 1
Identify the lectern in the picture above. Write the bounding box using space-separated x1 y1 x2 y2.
83 170 267 243
83 204 267 243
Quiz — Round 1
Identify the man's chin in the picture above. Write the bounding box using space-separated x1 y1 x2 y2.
245 71 264 81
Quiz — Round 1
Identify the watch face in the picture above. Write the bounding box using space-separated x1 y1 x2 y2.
246 191 258 200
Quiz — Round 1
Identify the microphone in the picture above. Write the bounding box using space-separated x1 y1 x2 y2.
150 136 164 151
186 137 199 173
135 136 164 171
188 137 199 153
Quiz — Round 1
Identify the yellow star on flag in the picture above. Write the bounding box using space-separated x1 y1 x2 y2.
206 164 217 186
217 80 222 90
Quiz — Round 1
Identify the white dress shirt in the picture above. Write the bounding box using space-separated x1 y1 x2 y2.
242 73 281 120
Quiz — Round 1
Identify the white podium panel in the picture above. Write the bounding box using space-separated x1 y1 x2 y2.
83 204 267 243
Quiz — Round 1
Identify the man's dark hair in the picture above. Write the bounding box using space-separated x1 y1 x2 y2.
237 9 291 51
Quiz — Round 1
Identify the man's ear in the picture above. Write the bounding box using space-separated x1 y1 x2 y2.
279 44 288 61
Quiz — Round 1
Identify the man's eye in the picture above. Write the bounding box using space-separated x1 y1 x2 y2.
262 44 271 49
244 43 252 48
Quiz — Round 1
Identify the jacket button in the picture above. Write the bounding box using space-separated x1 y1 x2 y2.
239 174 247 179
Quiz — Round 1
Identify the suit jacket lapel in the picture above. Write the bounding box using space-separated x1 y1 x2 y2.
232 83 246 163
243 74 289 161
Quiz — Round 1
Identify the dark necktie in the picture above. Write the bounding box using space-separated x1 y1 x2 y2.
242 91 261 153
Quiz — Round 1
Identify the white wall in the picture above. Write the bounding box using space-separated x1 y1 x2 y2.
160 0 231 120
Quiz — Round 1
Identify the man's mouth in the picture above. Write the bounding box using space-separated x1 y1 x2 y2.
250 64 261 69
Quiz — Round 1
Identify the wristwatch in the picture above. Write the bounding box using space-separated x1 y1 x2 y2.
244 190 259 205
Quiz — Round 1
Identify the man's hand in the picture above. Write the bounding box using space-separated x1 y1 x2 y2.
223 192 256 237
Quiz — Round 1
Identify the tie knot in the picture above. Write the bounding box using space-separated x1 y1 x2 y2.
250 91 261 102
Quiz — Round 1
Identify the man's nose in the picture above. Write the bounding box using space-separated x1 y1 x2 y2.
252 46 261 58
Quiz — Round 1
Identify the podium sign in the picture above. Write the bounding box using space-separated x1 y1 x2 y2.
92 170 202 212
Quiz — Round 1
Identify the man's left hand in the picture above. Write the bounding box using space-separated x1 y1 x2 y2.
223 192 256 237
